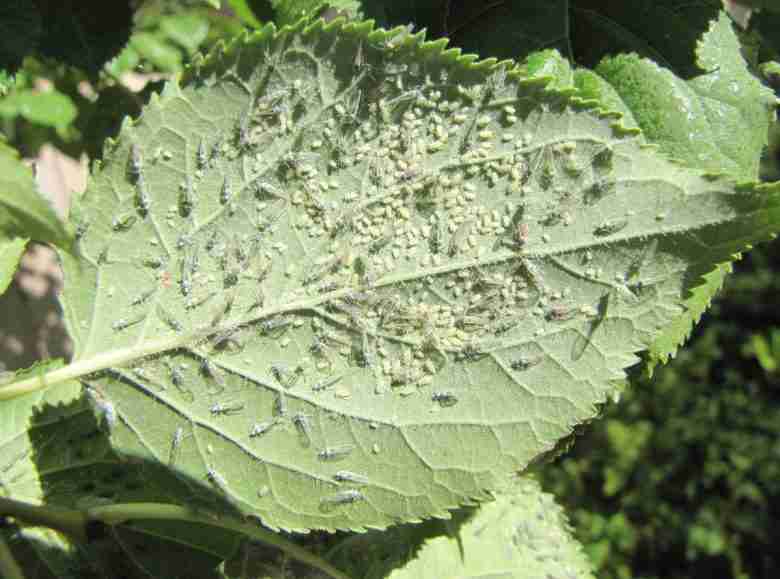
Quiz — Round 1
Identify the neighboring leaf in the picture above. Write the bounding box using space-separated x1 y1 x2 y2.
272 0 362 26
384 476 595 579
0 236 27 295
58 21 780 532
595 11 778 367
0 142 73 250
597 11 776 182
225 0 265 28
0 89 78 131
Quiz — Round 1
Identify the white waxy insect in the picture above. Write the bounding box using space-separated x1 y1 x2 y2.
259 316 293 336
201 359 225 393
210 401 245 416
274 392 287 417
317 444 355 461
321 489 364 506
270 363 303 388
333 471 369 485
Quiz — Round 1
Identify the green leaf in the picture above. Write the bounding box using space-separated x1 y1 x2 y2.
0 143 73 250
225 0 264 28
595 12 778 368
131 32 184 72
0 89 77 131
596 11 776 181
57 21 780 532
160 13 211 53
384 477 595 579
0 236 27 295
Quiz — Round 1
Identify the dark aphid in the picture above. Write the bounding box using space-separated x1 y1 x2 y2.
432 391 458 407
317 444 354 461
210 401 245 416
593 218 628 237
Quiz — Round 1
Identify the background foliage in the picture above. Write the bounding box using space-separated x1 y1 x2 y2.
1 1 779 578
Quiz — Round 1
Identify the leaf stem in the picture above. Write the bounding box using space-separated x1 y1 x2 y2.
0 534 26 579
0 498 352 579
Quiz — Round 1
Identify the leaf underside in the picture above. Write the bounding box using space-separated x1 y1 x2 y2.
57 19 780 532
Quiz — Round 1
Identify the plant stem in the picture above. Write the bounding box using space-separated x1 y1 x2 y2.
0 498 87 542
0 498 352 579
88 503 353 579
0 534 26 579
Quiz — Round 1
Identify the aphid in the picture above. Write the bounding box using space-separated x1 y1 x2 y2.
333 471 369 485
200 359 225 393
259 316 292 336
321 489 364 506
511 356 542 371
432 391 459 407
136 181 151 215
317 444 355 461
593 218 628 237
546 305 575 322
85 385 117 431
273 392 287 417
197 138 208 169
179 176 194 217
131 289 155 306
186 291 216 311
270 363 303 388
112 316 145 331
458 343 489 362
484 65 507 99
112 213 137 232
220 176 232 205
249 420 275 438
129 143 143 182
210 401 245 416
292 413 313 447
312 374 343 392
159 307 183 332
211 326 242 352
206 469 228 491
448 219 474 257
169 427 185 466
